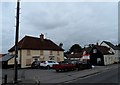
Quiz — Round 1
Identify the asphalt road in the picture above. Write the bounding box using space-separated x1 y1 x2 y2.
1 64 119 85
69 66 120 83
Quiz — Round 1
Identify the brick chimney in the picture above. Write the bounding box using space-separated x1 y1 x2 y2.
40 34 44 41
96 42 99 45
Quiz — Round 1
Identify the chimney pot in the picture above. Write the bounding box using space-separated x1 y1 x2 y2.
40 34 44 41
96 42 99 45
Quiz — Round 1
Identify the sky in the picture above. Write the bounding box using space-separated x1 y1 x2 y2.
1 0 119 53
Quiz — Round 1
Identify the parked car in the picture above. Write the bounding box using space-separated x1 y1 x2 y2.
71 60 79 64
53 61 76 72
76 60 92 70
40 60 59 69
58 61 68 64
31 61 41 69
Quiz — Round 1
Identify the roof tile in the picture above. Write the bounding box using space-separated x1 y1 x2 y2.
8 35 64 52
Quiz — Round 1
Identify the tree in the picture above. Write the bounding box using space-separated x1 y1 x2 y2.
64 51 71 58
69 44 82 53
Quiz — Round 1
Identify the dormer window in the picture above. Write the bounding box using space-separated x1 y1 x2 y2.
109 48 114 54
93 49 97 53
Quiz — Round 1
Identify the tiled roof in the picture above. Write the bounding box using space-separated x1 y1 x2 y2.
83 47 92 54
94 45 112 55
8 35 64 52
83 45 112 55
67 52 83 58
101 41 117 50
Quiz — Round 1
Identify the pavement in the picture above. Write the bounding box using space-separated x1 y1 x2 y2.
1 63 119 85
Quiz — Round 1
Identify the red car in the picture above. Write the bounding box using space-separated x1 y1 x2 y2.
52 61 76 72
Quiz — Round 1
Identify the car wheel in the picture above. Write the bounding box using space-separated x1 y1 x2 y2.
56 70 59 72
64 68 68 72
37 66 40 69
46 65 50 69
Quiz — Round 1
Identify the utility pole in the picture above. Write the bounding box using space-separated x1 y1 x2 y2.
14 0 20 83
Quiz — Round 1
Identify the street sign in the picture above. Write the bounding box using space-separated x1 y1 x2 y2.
82 54 90 60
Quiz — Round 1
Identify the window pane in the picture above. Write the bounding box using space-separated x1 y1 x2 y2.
27 50 31 55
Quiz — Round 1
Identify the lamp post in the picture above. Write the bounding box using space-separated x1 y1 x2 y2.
14 0 20 83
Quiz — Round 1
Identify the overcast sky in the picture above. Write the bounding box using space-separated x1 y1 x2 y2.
1 1 119 53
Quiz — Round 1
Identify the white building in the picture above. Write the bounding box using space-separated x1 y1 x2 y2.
100 41 119 64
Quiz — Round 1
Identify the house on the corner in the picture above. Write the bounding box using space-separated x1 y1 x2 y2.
83 44 115 66
8 34 64 68
100 41 119 63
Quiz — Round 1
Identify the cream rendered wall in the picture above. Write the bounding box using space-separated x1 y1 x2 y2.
42 50 50 61
21 50 30 68
51 51 64 62
8 50 64 68
30 50 40 61
104 55 117 65
21 50 64 68
57 51 64 61
40 50 64 62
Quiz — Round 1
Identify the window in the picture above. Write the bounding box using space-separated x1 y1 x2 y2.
40 50 43 55
49 56 54 60
27 50 31 56
50 51 53 55
109 49 114 54
93 49 97 53
32 56 40 62
48 61 53 63
26 59 31 66
57 51 60 56
57 57 60 62
41 61 45 63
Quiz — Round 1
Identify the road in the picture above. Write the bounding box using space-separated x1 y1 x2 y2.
67 66 120 83
1 64 119 84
